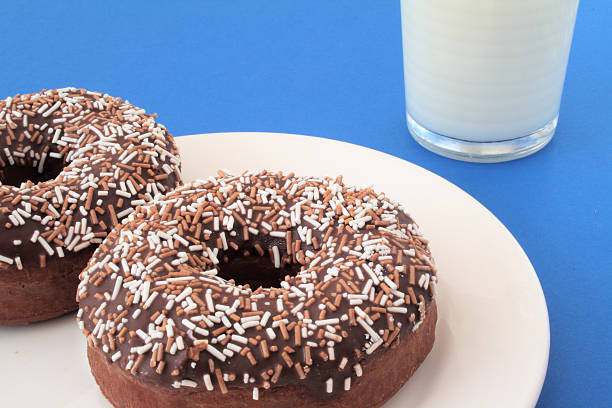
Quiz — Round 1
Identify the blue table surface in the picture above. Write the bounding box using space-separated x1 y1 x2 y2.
0 1 610 406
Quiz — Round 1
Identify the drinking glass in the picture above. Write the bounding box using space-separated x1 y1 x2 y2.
401 0 580 162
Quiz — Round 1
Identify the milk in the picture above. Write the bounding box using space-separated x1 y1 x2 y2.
401 0 579 142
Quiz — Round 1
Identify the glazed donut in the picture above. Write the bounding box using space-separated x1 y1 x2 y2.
0 87 182 325
77 170 437 407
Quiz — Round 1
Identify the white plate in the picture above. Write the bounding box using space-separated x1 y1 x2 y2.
0 133 549 407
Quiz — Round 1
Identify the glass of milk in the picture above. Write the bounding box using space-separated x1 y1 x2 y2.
401 0 579 162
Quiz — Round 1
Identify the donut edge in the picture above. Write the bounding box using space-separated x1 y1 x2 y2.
0 248 94 325
87 300 437 408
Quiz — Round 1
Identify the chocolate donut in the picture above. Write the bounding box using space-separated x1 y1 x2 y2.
0 87 182 325
77 170 437 407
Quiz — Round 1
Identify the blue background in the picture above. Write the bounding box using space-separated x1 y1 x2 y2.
0 1 609 406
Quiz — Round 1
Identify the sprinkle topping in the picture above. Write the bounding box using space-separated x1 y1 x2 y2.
77 170 437 398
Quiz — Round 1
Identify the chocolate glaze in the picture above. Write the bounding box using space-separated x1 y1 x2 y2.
77 171 437 400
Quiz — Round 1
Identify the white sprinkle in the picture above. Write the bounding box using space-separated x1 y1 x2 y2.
37 237 55 256
206 343 226 362
172 234 189 247
242 321 260 329
354 265 364 280
155 314 165 325
328 346 335 361
111 351 122 362
248 227 259 235
205 289 215 312
194 327 209 336
326 378 333 393
269 231 286 238
233 321 246 335
111 276 123 300
220 232 228 250
141 280 151 302
252 387 259 400
54 186 64 204
8 215 19 226
383 276 398 290
339 357 348 370
94 302 107 318
361 279 373 296
116 207 134 219
37 152 47 174
361 263 379 285
272 245 280 268
115 189 131 199
276 298 283 312
226 342 243 353
175 286 193 303
2 148 13 165
0 255 14 265
203 374 214 391
316 318 340 326
143 291 158 309
354 363 363 377
320 258 333 267
52 128 62 143
266 327 277 340
180 379 197 388
73 241 92 252
182 319 197 330
231 334 248 344
42 100 62 117
325 331 342 342
121 150 138 165
176 336 185 350
166 321 174 337
260 311 271 327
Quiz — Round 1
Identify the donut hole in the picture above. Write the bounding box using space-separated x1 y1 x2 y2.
0 157 64 186
218 247 301 289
